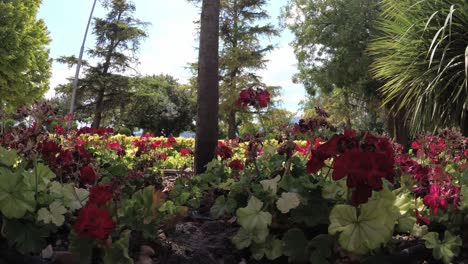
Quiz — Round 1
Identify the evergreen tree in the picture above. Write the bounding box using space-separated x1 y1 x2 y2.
57 0 147 128
0 0 51 112
219 0 278 138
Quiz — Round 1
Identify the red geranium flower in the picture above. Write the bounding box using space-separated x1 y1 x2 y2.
158 153 168 160
79 165 97 183
180 148 191 156
168 136 177 144
73 204 115 240
150 140 162 149
53 125 66 135
255 89 270 108
75 145 92 161
229 159 244 170
423 184 448 214
105 141 124 152
217 145 233 160
89 184 113 207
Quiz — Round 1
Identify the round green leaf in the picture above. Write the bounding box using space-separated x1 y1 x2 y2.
236 196 272 231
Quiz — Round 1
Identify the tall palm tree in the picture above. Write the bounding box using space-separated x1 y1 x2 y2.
369 0 468 135
195 0 220 174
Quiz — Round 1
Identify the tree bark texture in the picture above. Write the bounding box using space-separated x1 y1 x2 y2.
194 0 220 174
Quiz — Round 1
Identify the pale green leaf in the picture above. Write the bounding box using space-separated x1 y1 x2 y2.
276 192 300 213
37 201 67 226
260 175 281 194
423 231 462 264
328 200 394 255
236 196 272 231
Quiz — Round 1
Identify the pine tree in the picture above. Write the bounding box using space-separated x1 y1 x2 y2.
57 0 147 128
219 0 278 138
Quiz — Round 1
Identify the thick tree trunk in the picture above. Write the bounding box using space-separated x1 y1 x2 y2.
227 110 236 139
394 109 410 148
386 106 410 148
194 0 220 174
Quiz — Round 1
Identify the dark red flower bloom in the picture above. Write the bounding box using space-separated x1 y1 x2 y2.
150 140 162 149
75 145 92 161
167 137 177 144
180 148 191 156
89 184 114 207
53 125 66 135
158 153 168 160
79 165 97 183
229 159 244 170
105 141 124 152
217 145 233 160
255 89 270 107
73 204 115 240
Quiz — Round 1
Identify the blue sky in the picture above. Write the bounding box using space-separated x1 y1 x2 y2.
38 0 305 114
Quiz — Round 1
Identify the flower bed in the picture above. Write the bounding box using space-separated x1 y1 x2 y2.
0 102 467 264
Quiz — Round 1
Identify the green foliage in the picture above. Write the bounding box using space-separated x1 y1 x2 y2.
236 196 272 232
328 198 396 255
282 228 333 263
0 146 19 166
276 192 300 214
210 195 236 219
232 227 269 250
0 0 51 111
369 0 468 134
69 232 94 264
123 75 194 135
103 230 134 264
37 201 67 226
1 219 53 254
250 237 283 260
0 167 36 218
49 182 89 211
284 0 382 129
422 231 462 264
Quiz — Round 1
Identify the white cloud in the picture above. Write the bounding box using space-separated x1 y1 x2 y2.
259 44 305 114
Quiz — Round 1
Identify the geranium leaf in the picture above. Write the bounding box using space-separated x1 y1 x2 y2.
69 232 93 264
236 196 272 231
276 192 300 214
37 201 67 226
260 175 281 194
423 231 462 264
232 227 269 250
103 230 133 264
2 219 51 254
210 195 236 219
0 147 19 167
282 228 309 263
0 167 35 218
328 200 394 255
62 184 89 211
251 238 283 260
